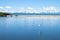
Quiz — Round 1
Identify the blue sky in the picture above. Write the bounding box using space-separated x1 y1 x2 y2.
0 0 60 13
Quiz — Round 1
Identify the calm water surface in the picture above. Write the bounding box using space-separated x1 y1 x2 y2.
0 15 60 40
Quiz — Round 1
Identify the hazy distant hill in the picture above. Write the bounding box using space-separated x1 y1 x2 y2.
12 12 60 15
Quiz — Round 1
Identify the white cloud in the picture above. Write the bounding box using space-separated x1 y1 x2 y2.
0 6 12 12
26 7 34 13
27 7 33 10
18 7 35 13
41 6 58 13
0 7 3 9
21 6 59 13
0 10 3 12
15 6 60 13
5 6 12 9
19 8 25 12
0 6 59 13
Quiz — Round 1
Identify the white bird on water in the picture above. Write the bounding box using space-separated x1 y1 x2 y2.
38 24 41 27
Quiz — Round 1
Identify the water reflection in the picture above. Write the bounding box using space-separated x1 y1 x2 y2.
0 15 60 40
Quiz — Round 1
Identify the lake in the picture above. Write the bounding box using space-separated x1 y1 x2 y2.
0 15 60 40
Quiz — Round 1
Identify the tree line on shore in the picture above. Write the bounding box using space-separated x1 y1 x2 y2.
0 12 12 17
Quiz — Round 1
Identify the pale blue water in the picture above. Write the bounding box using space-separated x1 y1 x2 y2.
0 15 60 40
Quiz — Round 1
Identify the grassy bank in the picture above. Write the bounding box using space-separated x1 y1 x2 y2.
0 12 12 17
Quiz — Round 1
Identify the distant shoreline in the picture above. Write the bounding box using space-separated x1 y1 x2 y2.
0 12 60 17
